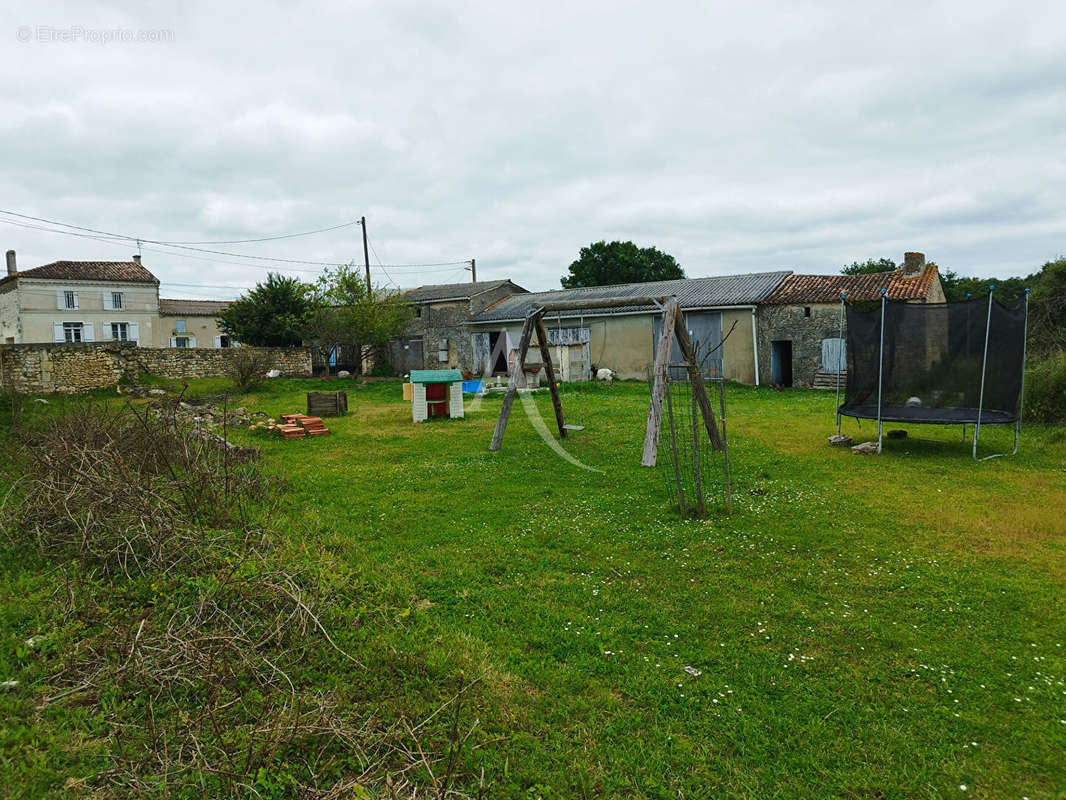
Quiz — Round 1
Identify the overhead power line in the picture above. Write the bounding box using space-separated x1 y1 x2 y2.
0 208 361 246
0 213 471 273
157 218 362 244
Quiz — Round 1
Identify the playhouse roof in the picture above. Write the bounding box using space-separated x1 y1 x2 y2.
410 369 463 383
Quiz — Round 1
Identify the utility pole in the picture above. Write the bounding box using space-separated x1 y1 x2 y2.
361 215 371 290
470 258 476 283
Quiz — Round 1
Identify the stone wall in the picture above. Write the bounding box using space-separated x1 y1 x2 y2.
0 342 312 394
756 303 844 388
0 341 133 394
405 299 472 371
130 346 312 381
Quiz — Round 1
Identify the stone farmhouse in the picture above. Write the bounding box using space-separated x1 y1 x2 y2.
756 252 944 388
392 252 943 388
0 250 231 348
391 279 528 374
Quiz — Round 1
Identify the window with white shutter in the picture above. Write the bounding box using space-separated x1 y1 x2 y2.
62 322 83 343
128 323 139 344
82 322 94 342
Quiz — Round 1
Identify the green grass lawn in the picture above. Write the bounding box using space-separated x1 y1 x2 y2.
2 379 1064 798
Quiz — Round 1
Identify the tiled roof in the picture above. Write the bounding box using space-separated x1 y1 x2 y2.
159 298 231 317
761 265 940 305
405 279 527 303
1 260 159 286
470 272 792 323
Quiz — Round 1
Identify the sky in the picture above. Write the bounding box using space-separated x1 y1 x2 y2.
1 0 1064 299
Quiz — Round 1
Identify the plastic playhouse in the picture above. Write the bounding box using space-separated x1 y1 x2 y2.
410 369 464 422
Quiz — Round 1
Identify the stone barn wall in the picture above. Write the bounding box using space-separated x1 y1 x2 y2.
405 299 472 372
756 303 844 388
0 343 312 395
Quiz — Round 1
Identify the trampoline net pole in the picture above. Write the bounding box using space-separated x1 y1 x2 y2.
973 286 995 460
835 294 845 435
876 292 886 454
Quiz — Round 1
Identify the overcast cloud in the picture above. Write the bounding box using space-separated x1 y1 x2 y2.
2 0 1064 298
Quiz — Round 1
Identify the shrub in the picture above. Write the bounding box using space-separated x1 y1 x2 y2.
1026 351 1066 425
368 346 397 377
225 347 274 393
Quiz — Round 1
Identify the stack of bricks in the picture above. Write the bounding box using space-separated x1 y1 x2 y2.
278 413 331 438
276 413 307 439
299 416 330 437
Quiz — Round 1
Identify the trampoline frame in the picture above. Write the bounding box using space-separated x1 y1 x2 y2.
835 287 1030 460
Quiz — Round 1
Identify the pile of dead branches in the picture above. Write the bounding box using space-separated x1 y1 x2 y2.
3 401 265 576
3 403 485 798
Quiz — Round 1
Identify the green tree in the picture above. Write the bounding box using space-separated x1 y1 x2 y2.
304 265 413 375
218 273 314 346
840 258 897 275
1029 256 1066 355
561 241 684 288
939 270 1029 303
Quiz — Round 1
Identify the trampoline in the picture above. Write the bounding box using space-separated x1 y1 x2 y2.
831 288 1030 459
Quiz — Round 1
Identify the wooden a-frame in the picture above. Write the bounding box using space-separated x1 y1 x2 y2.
488 296 722 466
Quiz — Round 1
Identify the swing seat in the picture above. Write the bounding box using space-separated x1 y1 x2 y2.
563 424 585 431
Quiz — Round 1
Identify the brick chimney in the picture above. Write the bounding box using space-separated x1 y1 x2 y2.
132 254 141 264
902 252 925 278
5 249 15 277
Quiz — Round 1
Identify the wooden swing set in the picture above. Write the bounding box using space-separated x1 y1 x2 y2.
488 295 723 466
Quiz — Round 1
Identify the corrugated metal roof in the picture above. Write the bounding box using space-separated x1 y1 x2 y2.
470 272 792 323
0 260 159 287
761 265 939 304
159 298 231 316
405 279 527 303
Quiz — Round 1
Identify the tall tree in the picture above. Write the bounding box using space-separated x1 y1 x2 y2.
840 258 897 275
939 269 1028 304
1029 256 1066 355
561 241 684 288
218 273 314 346
304 265 413 375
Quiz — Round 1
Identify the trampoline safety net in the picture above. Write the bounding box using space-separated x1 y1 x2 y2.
840 296 1027 426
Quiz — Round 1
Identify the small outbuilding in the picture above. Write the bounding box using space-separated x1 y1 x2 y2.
410 369 464 422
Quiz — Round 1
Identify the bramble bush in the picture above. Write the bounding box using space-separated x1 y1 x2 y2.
1026 352 1066 425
